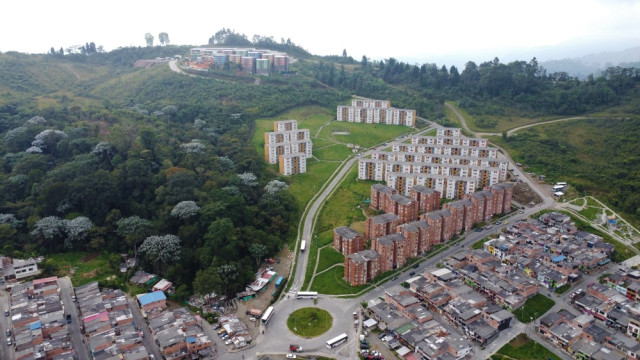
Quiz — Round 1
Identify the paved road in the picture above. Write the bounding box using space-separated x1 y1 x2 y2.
0 288 12 359
58 277 90 360
126 297 164 359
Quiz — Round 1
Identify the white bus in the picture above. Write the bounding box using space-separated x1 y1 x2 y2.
261 306 274 325
326 333 348 349
296 291 318 300
300 240 306 253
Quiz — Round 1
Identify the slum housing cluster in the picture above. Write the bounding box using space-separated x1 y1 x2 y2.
7 277 74 360
334 181 513 286
136 291 213 359
74 281 153 359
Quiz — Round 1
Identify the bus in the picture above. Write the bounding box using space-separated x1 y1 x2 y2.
275 276 284 288
326 333 348 349
261 306 274 325
296 291 318 300
300 240 306 253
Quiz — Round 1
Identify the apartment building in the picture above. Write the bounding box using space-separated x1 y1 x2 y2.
333 226 365 256
398 220 431 255
274 120 297 132
372 233 407 271
370 183 396 210
384 194 416 223
359 127 508 198
279 153 307 175
366 213 400 240
345 250 381 286
410 185 441 216
336 99 416 127
190 47 291 74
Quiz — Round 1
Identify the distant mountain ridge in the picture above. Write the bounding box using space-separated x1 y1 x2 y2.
541 46 640 78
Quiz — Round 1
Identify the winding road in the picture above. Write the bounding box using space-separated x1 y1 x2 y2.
444 102 591 137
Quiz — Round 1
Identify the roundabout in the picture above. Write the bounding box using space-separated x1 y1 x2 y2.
287 307 333 337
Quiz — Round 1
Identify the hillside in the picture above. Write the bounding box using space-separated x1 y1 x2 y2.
0 47 349 296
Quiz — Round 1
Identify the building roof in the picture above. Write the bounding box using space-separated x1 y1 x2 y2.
137 291 166 306
334 226 362 239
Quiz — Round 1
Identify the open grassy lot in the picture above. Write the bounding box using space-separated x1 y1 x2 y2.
445 101 560 133
313 144 353 161
492 333 558 360
514 294 555 323
319 122 410 148
287 307 333 337
316 166 377 234
288 160 341 211
316 247 345 274
310 266 369 295
46 252 119 287
472 237 489 250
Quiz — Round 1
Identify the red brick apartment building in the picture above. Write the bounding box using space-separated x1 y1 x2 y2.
366 213 400 240
399 220 431 254
385 194 416 223
371 183 396 210
443 199 475 233
372 233 407 271
410 185 441 216
490 183 514 214
333 226 365 256
423 210 454 243
345 250 380 286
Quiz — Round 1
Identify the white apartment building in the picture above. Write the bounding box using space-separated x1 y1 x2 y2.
358 128 505 199
336 106 416 127
274 120 298 132
279 153 307 175
264 129 312 164
351 99 390 108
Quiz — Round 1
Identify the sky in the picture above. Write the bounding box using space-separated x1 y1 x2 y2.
2 0 639 67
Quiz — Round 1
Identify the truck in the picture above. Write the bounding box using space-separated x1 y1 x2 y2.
289 344 303 352
247 308 263 318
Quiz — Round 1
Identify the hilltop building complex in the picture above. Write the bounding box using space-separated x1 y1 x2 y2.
337 99 416 127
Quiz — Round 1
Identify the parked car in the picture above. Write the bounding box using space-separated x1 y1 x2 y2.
4 310 9 317
412 263 419 269
409 271 416 276
286 354 297 359
6 329 11 336
265 258 275 264
474 228 483 232
66 314 72 323
391 276 398 281
225 339 233 345
7 337 12 346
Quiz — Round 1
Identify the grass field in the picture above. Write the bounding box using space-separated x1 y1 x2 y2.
288 160 341 211
555 284 571 295
319 122 411 148
316 247 345 274
316 166 376 234
46 252 118 287
514 294 555 323
287 307 333 337
445 101 559 133
313 144 353 161
472 237 489 250
491 333 558 360
311 266 369 295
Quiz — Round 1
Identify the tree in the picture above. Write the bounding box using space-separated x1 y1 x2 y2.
31 216 65 252
139 235 182 273
63 216 93 249
116 216 153 256
170 201 200 220
249 243 268 267
158 32 170 46
144 33 154 47
217 264 238 295
342 49 347 57
361 55 368 69
193 265 221 301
